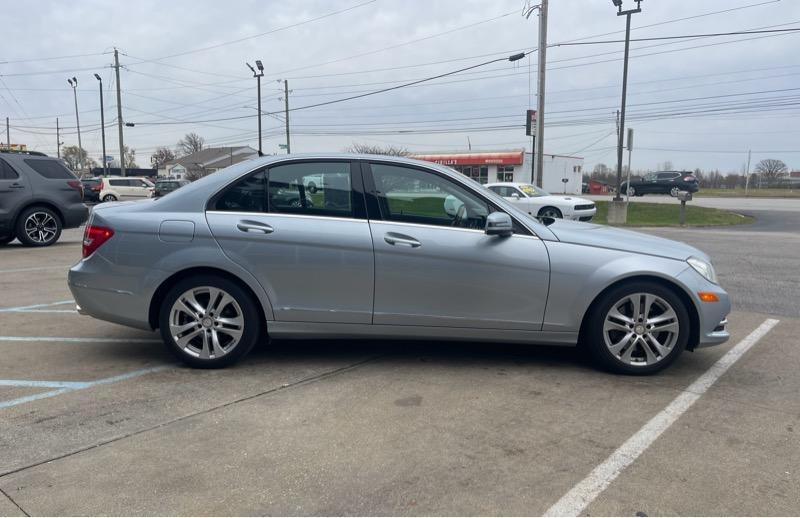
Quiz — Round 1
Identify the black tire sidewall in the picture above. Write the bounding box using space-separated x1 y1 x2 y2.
585 281 690 375
158 275 261 368
103 195 117 202
539 207 562 219
15 206 62 247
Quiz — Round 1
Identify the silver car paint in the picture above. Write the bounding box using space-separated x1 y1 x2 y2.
69 153 730 348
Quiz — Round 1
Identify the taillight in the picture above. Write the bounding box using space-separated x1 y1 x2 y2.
82 224 114 258
684 176 696 182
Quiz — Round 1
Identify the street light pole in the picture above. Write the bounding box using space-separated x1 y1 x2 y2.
612 0 642 202
247 61 265 156
67 77 83 172
94 74 107 176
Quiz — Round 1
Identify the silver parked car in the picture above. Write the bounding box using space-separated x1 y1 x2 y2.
69 154 730 374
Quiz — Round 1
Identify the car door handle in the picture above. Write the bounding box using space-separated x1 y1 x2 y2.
9 183 24 189
384 232 421 248
236 220 274 234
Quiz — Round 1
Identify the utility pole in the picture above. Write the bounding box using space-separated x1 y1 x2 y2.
5 117 8 149
534 0 548 188
612 0 642 203
284 79 291 154
94 74 108 176
67 77 82 172
114 49 125 177
744 149 752 196
246 60 265 155
625 128 634 203
56 118 61 158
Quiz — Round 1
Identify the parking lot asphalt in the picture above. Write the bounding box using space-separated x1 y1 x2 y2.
1 227 798 515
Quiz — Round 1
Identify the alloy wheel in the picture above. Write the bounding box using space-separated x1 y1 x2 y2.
540 207 562 219
168 286 244 360
628 186 636 197
602 292 680 367
670 187 680 197
23 211 58 244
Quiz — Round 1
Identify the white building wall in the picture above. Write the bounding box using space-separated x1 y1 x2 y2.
520 153 584 194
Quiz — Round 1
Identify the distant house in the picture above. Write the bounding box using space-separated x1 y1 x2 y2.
159 146 259 179
787 171 800 187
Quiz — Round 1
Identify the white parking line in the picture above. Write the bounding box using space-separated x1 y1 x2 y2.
0 336 161 343
0 366 170 410
0 265 71 274
544 318 780 517
0 300 74 313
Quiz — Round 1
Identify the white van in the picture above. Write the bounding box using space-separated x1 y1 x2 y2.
98 177 154 202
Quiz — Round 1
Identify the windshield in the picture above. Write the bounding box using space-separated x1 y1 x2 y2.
518 184 550 197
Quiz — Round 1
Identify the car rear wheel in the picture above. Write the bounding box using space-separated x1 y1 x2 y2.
627 186 636 197
584 281 689 374
102 194 117 202
15 206 62 247
159 275 262 368
538 206 563 219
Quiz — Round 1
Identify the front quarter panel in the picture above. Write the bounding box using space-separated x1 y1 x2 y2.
542 241 696 333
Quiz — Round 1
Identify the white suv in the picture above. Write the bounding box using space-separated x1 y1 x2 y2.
99 176 154 202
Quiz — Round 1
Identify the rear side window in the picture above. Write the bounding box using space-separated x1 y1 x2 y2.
267 162 353 218
658 172 679 180
0 158 19 180
109 178 126 186
24 159 75 179
214 171 266 212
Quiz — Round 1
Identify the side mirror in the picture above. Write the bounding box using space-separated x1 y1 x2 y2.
485 212 513 237
511 192 521 199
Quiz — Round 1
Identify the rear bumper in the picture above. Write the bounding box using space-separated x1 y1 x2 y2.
62 203 89 229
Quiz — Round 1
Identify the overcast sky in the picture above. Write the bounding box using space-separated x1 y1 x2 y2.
2 0 799 173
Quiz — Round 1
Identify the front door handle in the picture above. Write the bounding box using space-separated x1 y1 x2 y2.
384 232 421 248
9 183 24 189
237 220 274 234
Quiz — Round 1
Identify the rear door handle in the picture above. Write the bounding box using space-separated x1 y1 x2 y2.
9 183 24 189
384 232 421 248
237 220 274 234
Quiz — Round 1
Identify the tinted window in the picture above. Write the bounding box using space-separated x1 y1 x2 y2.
371 163 489 230
658 172 679 180
82 178 100 186
24 159 75 179
0 158 19 180
108 178 126 186
268 162 353 218
215 170 266 212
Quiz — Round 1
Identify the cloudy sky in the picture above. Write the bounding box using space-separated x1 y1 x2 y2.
2 0 799 173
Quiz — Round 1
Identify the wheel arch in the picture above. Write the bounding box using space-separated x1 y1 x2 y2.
13 200 65 227
578 274 700 351
148 266 268 334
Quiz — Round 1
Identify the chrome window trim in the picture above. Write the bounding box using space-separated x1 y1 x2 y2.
206 210 366 225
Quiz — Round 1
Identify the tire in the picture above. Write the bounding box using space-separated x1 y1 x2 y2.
158 275 262 368
670 187 680 197
307 182 317 194
15 206 62 247
627 186 636 197
538 206 563 219
583 281 690 375
102 194 118 202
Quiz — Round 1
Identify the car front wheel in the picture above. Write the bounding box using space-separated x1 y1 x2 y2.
102 194 118 202
670 186 680 197
159 275 262 368
538 206 563 219
584 281 689 374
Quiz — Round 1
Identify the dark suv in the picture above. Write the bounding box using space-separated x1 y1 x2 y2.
0 150 88 246
621 171 699 197
153 178 189 198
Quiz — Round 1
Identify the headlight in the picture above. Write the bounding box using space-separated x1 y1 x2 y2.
687 256 717 284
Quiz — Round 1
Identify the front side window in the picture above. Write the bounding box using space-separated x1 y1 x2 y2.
643 173 657 181
371 163 490 230
267 162 353 218
214 170 266 212
24 159 75 179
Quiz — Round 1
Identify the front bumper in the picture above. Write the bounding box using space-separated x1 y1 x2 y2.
676 267 731 349
569 208 597 222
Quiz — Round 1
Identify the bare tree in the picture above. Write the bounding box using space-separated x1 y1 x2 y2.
61 145 87 171
344 143 409 156
150 147 177 169
123 145 138 168
754 158 788 187
176 133 205 157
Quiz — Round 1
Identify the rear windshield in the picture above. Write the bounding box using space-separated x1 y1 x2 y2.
24 159 76 179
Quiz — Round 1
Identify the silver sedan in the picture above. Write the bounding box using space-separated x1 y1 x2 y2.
69 154 730 374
